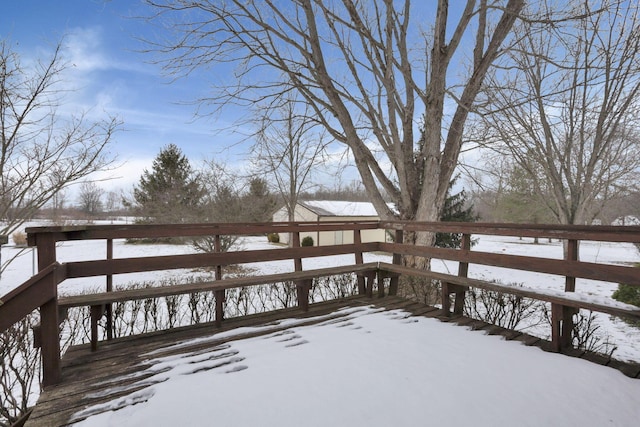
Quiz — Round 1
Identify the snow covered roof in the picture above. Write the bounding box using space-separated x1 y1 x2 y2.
299 200 393 217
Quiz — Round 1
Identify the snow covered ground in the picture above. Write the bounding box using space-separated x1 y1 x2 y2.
72 305 640 427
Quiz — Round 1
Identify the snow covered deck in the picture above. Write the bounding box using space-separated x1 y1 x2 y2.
26 296 640 426
4 221 640 426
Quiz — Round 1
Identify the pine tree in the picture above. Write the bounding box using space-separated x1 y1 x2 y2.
435 178 478 248
128 144 205 225
243 178 277 222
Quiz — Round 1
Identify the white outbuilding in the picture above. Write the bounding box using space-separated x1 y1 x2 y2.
272 200 393 246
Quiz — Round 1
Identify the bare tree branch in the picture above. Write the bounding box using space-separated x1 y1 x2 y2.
479 0 640 225
1 39 120 265
142 0 525 236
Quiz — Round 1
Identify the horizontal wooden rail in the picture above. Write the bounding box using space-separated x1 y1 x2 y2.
377 262 640 321
64 243 379 278
26 221 382 244
380 220 640 242
0 262 66 333
378 242 640 285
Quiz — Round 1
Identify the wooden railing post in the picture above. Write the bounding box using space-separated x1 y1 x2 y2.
354 229 367 295
105 238 113 340
551 239 580 352
565 239 578 293
90 305 104 351
292 231 302 272
36 233 61 387
214 235 223 281
296 279 312 311
442 233 471 317
214 234 226 327
388 229 403 296
551 302 561 352
292 231 311 311
453 233 471 315
559 239 579 351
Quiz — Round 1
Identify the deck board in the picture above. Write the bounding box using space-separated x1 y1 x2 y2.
25 295 640 426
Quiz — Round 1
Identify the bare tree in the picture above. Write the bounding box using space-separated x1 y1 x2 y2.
479 0 640 226
0 40 119 238
104 190 123 214
472 152 555 226
49 189 67 222
77 181 104 216
144 0 524 254
194 160 242 252
253 97 327 224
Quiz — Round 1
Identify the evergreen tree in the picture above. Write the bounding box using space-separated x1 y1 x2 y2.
209 183 242 223
127 144 205 225
435 178 478 248
495 158 554 225
243 178 277 222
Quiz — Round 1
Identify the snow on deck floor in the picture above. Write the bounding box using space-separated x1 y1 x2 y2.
72 305 640 427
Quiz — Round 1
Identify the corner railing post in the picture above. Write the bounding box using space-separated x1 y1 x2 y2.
292 231 302 272
36 233 61 387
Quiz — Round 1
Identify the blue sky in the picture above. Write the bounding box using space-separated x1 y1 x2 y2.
1 1 478 202
2 0 261 198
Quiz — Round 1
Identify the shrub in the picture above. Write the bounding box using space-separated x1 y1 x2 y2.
612 284 640 307
1 315 40 425
12 231 27 246
571 311 617 357
267 233 280 243
301 236 314 247
191 235 238 253
464 284 545 330
612 263 640 307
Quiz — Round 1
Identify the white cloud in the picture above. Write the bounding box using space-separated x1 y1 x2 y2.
65 27 110 72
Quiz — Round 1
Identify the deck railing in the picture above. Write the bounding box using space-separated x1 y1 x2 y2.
1 221 639 386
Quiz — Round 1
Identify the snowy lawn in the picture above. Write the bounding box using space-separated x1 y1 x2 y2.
72 305 640 427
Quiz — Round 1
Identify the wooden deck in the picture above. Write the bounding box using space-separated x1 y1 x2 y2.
25 296 640 426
